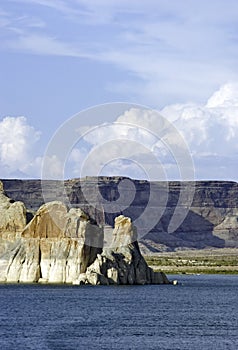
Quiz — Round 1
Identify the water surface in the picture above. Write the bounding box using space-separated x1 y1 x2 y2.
0 275 237 349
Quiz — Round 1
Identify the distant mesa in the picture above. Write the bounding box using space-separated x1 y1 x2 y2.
1 177 238 252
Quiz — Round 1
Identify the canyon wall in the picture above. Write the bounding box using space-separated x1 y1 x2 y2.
2 177 238 252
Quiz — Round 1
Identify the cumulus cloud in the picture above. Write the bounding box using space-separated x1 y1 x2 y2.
206 83 238 109
67 83 238 181
1 83 238 181
67 106 193 181
0 116 41 178
161 83 238 179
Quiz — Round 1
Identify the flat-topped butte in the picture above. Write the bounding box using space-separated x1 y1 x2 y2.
2 177 238 252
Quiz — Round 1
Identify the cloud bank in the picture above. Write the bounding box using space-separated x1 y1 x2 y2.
64 83 238 181
1 83 238 180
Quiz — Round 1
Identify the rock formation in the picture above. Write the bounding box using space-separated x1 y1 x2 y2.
2 177 238 252
0 181 169 285
74 215 169 285
0 181 26 240
0 200 103 284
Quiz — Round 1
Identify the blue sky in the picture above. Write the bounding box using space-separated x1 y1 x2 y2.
1 0 238 180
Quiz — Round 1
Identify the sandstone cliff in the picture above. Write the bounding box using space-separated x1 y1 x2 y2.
2 177 238 252
0 182 168 285
0 200 103 284
74 216 168 286
0 181 26 239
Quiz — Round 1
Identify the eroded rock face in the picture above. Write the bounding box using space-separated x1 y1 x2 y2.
0 181 169 285
0 180 26 239
0 201 103 283
74 215 169 285
2 178 238 251
0 207 168 285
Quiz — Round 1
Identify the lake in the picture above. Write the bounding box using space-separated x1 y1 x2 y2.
0 275 237 349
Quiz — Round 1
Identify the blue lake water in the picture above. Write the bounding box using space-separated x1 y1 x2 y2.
0 275 238 350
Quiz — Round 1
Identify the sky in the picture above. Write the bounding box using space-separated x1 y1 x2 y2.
1 0 238 181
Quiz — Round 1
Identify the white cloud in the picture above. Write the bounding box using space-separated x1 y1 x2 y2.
66 83 238 181
1 84 238 181
161 83 238 179
162 83 238 153
0 116 41 178
66 106 193 181
206 83 238 109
